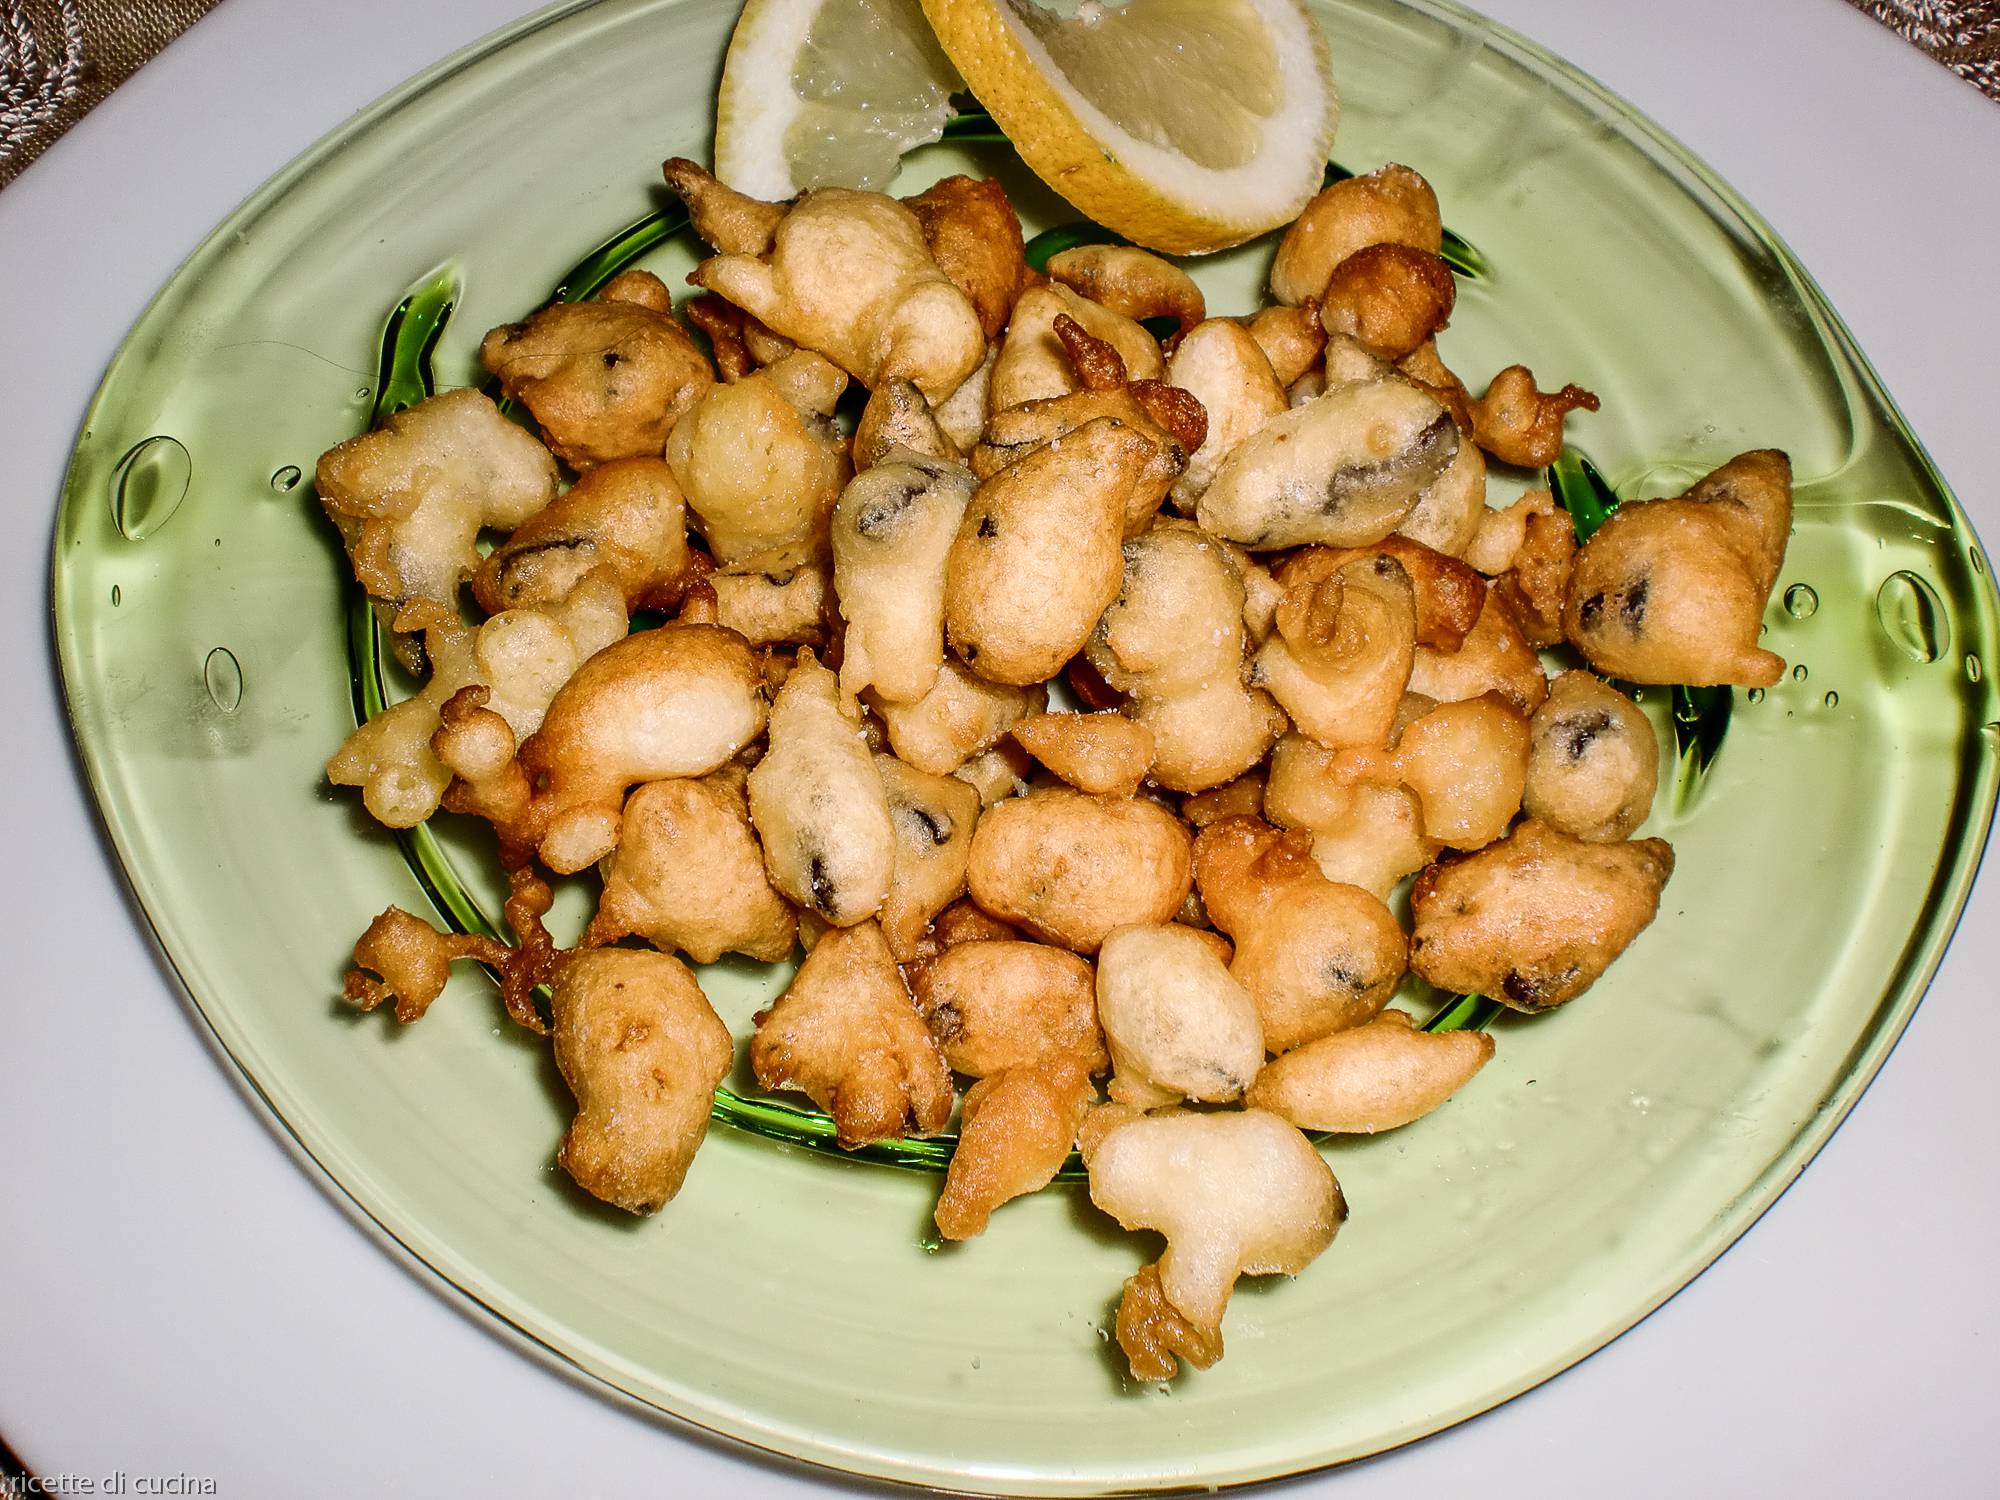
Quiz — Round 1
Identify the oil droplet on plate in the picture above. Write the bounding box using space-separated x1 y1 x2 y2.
110 435 192 540
1874 571 1948 663
203 646 243 713
270 464 302 493
1823 690 1838 708
354 386 372 401
1969 654 1985 684
1746 687 1765 704
1791 663 1808 683
918 1232 942 1254
1783 583 1818 619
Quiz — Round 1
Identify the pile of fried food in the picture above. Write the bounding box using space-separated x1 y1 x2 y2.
319 157 1793 1382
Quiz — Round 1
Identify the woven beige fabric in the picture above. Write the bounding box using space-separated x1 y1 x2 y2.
1849 0 2000 99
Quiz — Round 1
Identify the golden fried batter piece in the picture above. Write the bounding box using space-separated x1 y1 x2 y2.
679 168 985 401
876 753 983 962
1467 365 1600 468
1409 818 1675 1011
934 1056 1094 1240
945 415 1160 685
747 650 896 927
1332 693 1530 851
586 771 797 964
1563 450 1794 688
1396 337 1474 427
1251 553 1418 751
1247 1010 1494 1133
1182 771 1266 829
831 451 978 703
518 622 770 873
904 896 1021 966
1270 163 1442 306
1318 243 1456 362
1524 671 1659 842
472 456 699 616
908 939 1105 1075
1491 500 1577 649
853 379 962 470
988 284 1164 413
750 920 952 1147
902 174 1028 340
1193 814 1408 1052
1264 733 1438 898
1396 435 1488 561
1280 535 1484 652
1010 711 1156 798
935 340 999 453
664 349 851 570
683 293 756 382
1045 244 1205 349
479 270 715 470
967 789 1193 954
1408 587 1550 716
1087 524 1287 793
1244 301 1327 388
1164 318 1287 512
316 388 558 622
711 554 833 647
661 157 785 254
327 605 482 828
343 863 557 1033
1096 924 1265 1108
1197 375 1457 550
952 739 1036 807
552 948 733 1214
1087 1109 1345 1381
867 655 1046 776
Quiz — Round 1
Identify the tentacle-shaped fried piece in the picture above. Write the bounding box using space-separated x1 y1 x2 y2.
1089 1110 1345 1381
1116 1262 1225 1383
553 948 733 1214
1467 365 1600 468
661 156 786 255
903 174 1027 340
1046 245 1205 349
684 293 755 381
1317 243 1456 362
1247 1010 1494 1133
1524 671 1659 842
908 939 1105 1076
988 284 1164 413
342 863 556 1033
1410 818 1675 1010
473 457 698 616
1270 163 1442 305
750 920 952 1147
1251 554 1417 751
934 1057 1094 1240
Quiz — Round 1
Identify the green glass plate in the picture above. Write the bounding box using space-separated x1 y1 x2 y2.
49 0 2000 1492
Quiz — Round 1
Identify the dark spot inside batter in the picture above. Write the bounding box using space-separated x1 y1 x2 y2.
1558 710 1615 762
976 514 999 540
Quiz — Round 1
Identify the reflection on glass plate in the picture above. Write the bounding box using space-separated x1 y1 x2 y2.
49 0 2000 1492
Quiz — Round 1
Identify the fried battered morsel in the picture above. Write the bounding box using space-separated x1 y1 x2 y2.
343 863 556 1033
1317 243 1456 362
831 451 977 703
853 379 962 470
1321 330 1393 388
521 622 769 872
1280 535 1483 652
327 604 482 828
952 739 1036 807
987 284 1164 413
1096 924 1265 1108
1463 488 1556 575
1270 163 1442 306
867 655 1046 776
664 349 851 570
1395 437 1488 560
1182 771 1266 828
316 388 558 622
747 650 896 926
905 896 1021 966
684 174 985 401
711 554 832 646
1332 693 1530 850
472 456 698 616
552 948 733 1214
876 753 982 962
935 340 998 453
586 772 797 964
967 789 1193 954
1164 319 1287 512
479 271 715 469
1045 244 1205 349
1563 450 1794 688
1410 818 1675 1011
903 174 1028 340
934 1057 1094 1240
945 415 1159 684
750 919 952 1147
1265 733 1437 898
1010 711 1155 798
661 156 785 254
1251 554 1418 751
1467 365 1600 468
1396 337 1475 428
1244 301 1328 388
683 293 756 381
1087 524 1287 793
1087 1109 1345 1381
1408 587 1550 716
1492 495 1578 648
1524 671 1659 842
1197 375 1458 550
909 939 1105 1075
1247 1009 1494 1133
1193 815 1408 1052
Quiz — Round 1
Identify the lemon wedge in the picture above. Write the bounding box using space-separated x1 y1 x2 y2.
920 0 1337 254
716 0 963 199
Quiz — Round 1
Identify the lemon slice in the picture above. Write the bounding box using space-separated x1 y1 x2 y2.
716 0 964 199
920 0 1337 254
